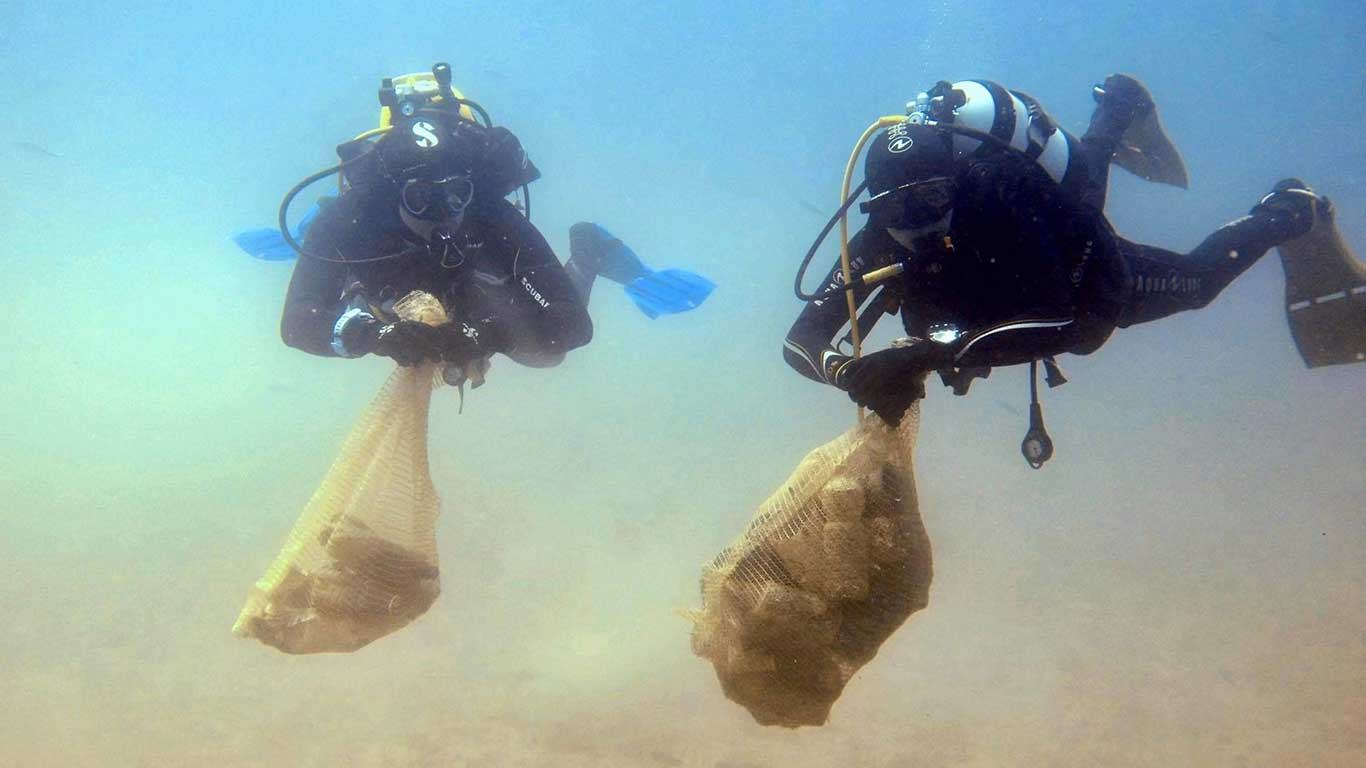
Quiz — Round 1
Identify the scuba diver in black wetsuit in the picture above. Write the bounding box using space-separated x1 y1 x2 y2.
277 64 714 383
786 75 1362 463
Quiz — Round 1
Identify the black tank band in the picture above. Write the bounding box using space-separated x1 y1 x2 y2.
974 80 1018 153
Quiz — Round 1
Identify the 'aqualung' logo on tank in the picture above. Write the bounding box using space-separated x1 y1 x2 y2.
412 121 440 148
886 122 914 153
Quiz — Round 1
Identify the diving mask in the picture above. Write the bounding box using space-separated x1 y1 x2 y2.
400 175 474 222
860 176 955 230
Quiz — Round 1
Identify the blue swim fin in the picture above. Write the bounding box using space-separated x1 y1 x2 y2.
231 228 297 261
624 268 716 318
568 223 716 318
231 203 321 261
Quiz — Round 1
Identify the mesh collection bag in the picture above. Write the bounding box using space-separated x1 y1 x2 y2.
688 405 933 727
233 292 449 654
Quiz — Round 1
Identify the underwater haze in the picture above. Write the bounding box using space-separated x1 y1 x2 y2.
2 0 1363 765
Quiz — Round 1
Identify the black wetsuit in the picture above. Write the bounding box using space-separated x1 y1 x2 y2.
784 105 1308 391
281 195 592 368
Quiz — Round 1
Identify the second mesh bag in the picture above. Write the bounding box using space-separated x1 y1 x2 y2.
233 292 448 654
689 405 933 727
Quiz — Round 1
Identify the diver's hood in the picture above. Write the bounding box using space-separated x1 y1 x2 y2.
338 109 541 203
337 111 472 189
864 122 955 195
861 123 956 230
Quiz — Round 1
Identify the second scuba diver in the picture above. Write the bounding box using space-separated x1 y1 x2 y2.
786 76 1364 456
275 63 713 381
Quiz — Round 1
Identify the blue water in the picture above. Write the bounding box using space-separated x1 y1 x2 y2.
2 2 1362 765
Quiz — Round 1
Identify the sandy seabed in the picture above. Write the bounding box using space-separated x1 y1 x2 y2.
3 478 1362 768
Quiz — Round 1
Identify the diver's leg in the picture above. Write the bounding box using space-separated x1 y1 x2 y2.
1078 74 1188 208
459 206 594 368
565 223 600 303
1076 76 1153 209
565 222 650 303
1116 181 1322 327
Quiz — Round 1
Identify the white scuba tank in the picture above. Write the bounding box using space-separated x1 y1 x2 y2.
908 79 1077 187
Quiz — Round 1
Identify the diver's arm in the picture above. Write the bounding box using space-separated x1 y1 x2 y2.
280 221 351 357
783 227 898 385
506 254 594 356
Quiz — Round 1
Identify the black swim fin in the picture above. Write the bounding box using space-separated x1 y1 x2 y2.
1094 75 1190 189
1274 184 1366 367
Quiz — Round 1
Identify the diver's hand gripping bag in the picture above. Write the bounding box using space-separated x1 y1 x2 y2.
233 292 450 654
688 402 933 727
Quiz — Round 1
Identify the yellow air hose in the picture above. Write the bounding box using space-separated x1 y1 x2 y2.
840 116 909 419
352 126 392 142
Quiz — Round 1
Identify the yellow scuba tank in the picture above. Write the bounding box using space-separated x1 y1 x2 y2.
378 71 477 128
348 69 480 143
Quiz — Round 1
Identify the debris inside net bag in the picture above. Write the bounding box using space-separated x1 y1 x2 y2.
688 402 933 727
233 291 450 654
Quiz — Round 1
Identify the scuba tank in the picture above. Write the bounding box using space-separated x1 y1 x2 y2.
907 80 1082 190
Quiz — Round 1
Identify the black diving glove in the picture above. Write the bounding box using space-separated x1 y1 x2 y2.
363 320 451 367
836 343 953 426
341 319 453 367
1251 179 1329 241
338 312 500 367
375 321 502 368
438 318 503 367
1093 74 1154 124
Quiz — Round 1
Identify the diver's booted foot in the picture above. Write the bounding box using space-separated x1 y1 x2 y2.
1091 74 1155 127
1088 73 1189 188
567 222 649 285
1254 178 1332 241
